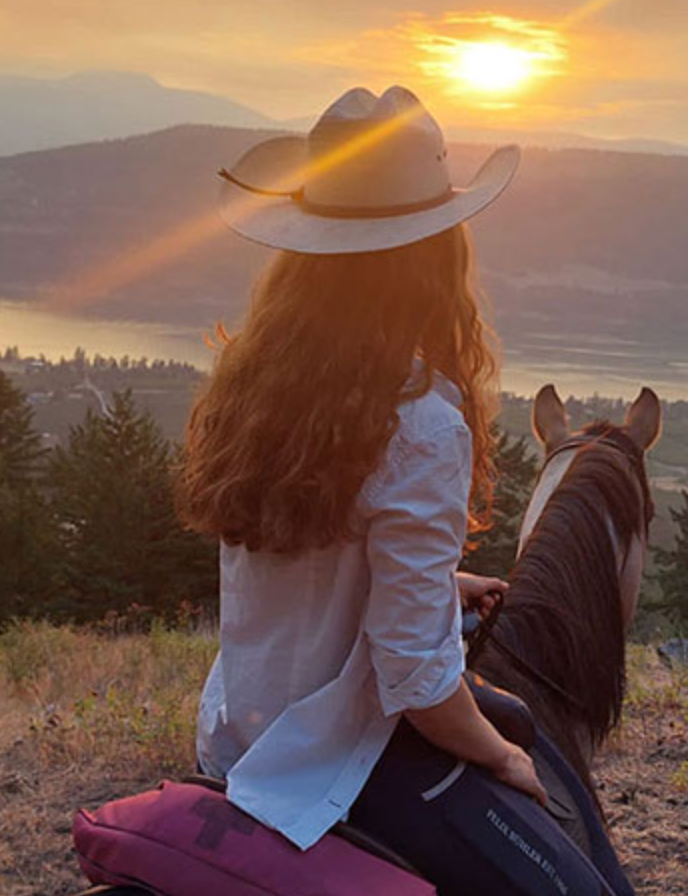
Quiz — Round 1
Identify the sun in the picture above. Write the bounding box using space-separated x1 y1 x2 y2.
454 42 534 92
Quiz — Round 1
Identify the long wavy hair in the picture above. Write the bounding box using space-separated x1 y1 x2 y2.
177 223 499 553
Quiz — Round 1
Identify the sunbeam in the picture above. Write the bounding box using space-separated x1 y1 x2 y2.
561 0 621 29
44 101 427 311
44 211 226 312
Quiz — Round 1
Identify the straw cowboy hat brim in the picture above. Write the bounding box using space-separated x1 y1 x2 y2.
219 86 520 255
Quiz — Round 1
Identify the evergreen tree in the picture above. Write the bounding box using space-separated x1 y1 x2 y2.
0 372 58 621
49 389 217 622
0 371 43 481
654 490 688 627
463 425 539 579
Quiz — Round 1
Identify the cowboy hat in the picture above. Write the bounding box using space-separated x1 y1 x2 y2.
219 85 520 254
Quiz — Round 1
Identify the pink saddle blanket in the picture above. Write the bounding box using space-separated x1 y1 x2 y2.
72 779 436 896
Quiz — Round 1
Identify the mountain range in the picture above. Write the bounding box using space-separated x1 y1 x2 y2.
0 71 274 156
1 122 687 370
2 71 688 159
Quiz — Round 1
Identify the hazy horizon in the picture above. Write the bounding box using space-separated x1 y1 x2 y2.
4 69 688 162
3 0 688 143
1 1 687 405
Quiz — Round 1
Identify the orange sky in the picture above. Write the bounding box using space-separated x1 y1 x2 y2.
1 0 687 142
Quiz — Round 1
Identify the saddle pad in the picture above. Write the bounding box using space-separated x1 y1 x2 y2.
533 732 634 896
72 779 436 896
439 765 620 896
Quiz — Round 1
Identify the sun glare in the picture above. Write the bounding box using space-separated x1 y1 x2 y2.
455 42 533 92
415 15 567 102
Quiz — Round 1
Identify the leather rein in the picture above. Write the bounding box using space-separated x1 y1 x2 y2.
466 428 654 714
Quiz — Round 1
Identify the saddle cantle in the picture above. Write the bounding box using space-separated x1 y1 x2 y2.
464 669 536 751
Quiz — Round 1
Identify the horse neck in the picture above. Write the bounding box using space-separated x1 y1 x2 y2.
517 452 575 556
475 449 640 782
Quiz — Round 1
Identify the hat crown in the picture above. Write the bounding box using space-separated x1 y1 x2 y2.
304 86 450 211
321 86 378 119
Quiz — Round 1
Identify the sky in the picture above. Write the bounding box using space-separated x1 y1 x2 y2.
1 0 688 142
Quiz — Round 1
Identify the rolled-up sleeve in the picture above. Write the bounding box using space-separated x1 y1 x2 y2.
361 422 472 717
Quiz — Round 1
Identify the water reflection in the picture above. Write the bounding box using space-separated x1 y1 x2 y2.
0 301 212 369
1 300 685 401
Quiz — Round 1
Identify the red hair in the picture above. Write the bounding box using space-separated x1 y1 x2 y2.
178 223 499 553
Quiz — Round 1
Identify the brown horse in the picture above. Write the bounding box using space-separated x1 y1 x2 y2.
473 383 661 807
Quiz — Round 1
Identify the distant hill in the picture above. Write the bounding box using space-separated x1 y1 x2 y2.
6 71 688 161
6 71 687 162
0 72 276 156
1 123 687 357
269 115 688 157
445 126 688 158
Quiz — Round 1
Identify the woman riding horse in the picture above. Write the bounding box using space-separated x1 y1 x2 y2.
178 86 545 892
174 86 660 894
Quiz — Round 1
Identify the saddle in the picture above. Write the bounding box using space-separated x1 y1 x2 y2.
464 669 536 750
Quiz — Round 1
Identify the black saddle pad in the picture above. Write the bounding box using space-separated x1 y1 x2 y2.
531 731 634 896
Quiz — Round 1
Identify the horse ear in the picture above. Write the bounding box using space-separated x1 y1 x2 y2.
533 384 568 450
625 387 662 451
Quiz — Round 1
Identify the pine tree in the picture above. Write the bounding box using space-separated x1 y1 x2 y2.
0 371 43 482
654 490 688 627
463 425 539 579
0 372 58 621
49 389 217 622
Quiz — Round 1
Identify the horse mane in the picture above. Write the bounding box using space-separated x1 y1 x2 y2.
474 426 646 788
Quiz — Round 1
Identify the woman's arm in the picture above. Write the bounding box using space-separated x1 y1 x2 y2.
360 419 546 805
361 423 472 718
405 676 547 805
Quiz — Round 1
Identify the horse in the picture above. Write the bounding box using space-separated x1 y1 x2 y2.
71 382 662 896
470 382 661 856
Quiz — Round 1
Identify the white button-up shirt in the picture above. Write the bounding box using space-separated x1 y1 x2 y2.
196 366 471 849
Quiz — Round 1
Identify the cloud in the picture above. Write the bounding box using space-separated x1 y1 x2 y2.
294 8 688 142
406 13 568 87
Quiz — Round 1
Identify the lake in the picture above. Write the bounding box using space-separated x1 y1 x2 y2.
1 300 686 401
0 300 212 370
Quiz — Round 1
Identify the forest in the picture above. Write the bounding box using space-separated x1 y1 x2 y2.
1 346 687 633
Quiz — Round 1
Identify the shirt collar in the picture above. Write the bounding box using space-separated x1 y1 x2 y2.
409 356 463 407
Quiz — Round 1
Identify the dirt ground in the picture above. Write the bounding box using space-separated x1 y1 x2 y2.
0 646 686 896
593 660 688 895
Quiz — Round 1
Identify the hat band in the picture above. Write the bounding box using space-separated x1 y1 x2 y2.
296 187 455 219
219 169 454 220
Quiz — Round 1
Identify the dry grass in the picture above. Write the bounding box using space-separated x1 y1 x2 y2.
0 624 686 895
0 619 216 896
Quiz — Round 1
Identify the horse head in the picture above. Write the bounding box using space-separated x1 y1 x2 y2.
519 383 661 630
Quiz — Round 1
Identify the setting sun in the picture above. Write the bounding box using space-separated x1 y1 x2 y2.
415 14 567 107
454 42 533 92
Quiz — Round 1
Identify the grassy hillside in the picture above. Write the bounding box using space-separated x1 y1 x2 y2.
0 621 686 894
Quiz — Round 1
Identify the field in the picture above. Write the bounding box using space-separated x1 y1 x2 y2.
0 623 686 895
0 620 216 895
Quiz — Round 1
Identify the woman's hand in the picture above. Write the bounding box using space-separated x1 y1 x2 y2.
456 571 509 619
406 678 547 806
492 743 548 807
